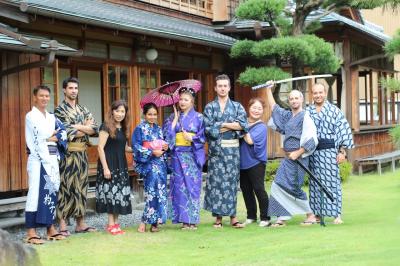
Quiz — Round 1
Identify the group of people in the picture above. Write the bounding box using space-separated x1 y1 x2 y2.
23 73 353 244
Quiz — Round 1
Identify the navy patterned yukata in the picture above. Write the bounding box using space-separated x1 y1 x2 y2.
306 101 354 218
203 98 248 217
268 105 317 221
132 121 168 225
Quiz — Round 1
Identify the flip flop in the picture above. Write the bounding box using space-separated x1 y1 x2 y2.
271 221 286 228
59 230 71 237
300 220 318 226
231 221 245 229
213 222 223 228
47 233 66 241
25 236 45 245
75 226 97 233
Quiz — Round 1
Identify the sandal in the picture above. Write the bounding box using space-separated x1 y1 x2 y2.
231 221 245 229
300 220 318 226
47 233 66 241
59 230 71 237
190 224 198 230
150 225 159 233
181 224 190 230
25 236 45 245
137 223 146 233
271 221 286 228
213 222 223 228
107 224 124 235
75 226 97 233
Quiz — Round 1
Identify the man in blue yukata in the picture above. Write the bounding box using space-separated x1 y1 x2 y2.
265 81 318 227
306 83 354 225
203 74 248 228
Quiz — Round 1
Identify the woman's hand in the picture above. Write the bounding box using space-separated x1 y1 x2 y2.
103 168 111 179
162 143 169 151
152 149 164 157
172 104 179 130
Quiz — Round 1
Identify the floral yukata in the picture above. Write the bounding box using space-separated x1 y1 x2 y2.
132 120 167 225
163 108 206 225
203 98 248 217
306 101 354 218
268 105 318 221
25 107 67 228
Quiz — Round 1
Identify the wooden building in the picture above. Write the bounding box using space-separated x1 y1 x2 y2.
216 8 398 163
0 1 397 198
0 0 242 196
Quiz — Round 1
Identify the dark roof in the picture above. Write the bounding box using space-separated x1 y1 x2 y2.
215 9 390 44
9 0 236 49
0 26 80 55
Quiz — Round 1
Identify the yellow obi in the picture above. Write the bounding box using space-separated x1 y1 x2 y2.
175 132 195 146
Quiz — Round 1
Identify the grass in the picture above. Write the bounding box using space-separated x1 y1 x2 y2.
36 171 400 266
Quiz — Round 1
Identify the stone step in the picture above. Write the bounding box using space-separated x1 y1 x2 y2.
0 217 25 229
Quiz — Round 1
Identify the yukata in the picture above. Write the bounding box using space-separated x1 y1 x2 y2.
306 101 354 218
132 120 167 225
268 105 318 221
163 108 206 225
25 107 67 228
55 101 98 220
203 98 248 217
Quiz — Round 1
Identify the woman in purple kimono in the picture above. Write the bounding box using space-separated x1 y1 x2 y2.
163 87 206 230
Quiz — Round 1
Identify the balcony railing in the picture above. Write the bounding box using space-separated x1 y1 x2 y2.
139 0 213 18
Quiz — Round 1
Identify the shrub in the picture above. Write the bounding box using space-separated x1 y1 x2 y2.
339 161 353 183
265 159 281 182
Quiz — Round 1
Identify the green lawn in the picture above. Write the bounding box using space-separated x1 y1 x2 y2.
36 172 400 266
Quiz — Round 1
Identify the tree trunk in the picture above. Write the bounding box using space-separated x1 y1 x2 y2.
291 58 307 96
274 57 290 108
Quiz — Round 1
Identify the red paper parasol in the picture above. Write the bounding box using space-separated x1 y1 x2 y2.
140 79 202 108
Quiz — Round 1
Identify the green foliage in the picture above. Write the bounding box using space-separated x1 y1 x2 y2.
299 35 341 73
238 67 290 86
339 161 353 183
230 39 256 58
252 37 315 62
235 0 286 22
385 30 400 59
389 125 400 148
265 159 281 182
379 77 400 92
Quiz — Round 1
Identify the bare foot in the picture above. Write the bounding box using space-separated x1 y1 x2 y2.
137 223 146 233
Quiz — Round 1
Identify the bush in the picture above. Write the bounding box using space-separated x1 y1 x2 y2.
265 159 352 185
265 160 281 182
339 161 353 183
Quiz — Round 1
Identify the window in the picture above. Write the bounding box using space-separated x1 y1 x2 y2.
110 45 132 61
107 65 131 106
84 41 107 58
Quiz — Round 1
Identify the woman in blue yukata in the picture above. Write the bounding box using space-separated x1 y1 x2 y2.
163 87 206 230
132 103 168 233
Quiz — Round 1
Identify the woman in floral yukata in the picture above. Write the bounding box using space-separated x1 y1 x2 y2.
163 87 206 230
132 103 168 233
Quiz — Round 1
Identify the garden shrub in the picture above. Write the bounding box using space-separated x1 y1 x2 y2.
265 159 280 182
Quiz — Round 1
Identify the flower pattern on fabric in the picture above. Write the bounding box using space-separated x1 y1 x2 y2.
132 120 167 224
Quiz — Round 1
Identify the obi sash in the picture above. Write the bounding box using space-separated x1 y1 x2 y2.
175 132 195 146
143 139 166 150
27 145 58 155
221 139 239 148
67 142 87 152
316 138 335 150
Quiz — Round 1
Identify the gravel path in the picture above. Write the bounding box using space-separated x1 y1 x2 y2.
5 208 143 243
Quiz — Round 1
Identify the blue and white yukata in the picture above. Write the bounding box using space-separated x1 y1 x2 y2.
203 98 248 217
132 120 168 225
25 107 67 228
268 105 318 221
306 101 354 218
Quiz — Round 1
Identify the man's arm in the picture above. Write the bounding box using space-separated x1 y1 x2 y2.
265 81 276 109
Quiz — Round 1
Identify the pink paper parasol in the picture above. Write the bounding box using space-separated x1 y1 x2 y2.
140 79 202 108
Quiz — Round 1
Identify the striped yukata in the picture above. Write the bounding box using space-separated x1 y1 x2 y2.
268 105 318 221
